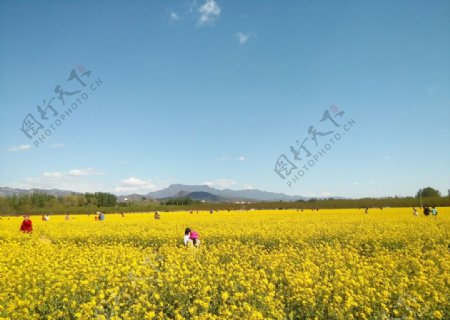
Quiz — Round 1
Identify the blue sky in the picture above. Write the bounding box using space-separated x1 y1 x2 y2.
1 0 449 198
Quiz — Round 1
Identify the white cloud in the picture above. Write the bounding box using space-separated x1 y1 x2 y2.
69 168 103 177
121 177 150 187
168 0 221 27
242 184 254 190
50 143 65 149
170 11 180 21
43 172 64 178
198 0 221 26
217 155 247 161
203 179 237 189
18 169 105 193
7 144 31 152
115 177 158 194
236 32 254 44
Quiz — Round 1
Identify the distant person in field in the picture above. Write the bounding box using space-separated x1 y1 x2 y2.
184 228 200 247
98 212 105 221
431 207 438 217
154 211 160 220
423 206 430 216
20 215 33 233
413 207 419 216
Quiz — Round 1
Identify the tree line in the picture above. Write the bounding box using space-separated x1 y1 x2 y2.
0 192 117 215
0 187 448 215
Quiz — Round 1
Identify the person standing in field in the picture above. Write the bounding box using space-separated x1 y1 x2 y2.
184 228 200 247
431 206 438 217
19 215 33 233
154 211 160 220
423 206 430 216
413 207 419 216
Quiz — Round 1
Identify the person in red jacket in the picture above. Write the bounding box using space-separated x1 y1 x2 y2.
19 215 33 233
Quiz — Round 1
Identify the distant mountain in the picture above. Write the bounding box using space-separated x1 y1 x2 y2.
174 191 190 198
184 191 225 202
147 184 308 202
0 187 79 197
213 188 306 202
0 184 310 202
147 184 215 199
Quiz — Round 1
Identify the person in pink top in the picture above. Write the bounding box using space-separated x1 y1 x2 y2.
184 228 200 247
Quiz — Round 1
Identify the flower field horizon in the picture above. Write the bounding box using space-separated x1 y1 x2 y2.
1 208 449 319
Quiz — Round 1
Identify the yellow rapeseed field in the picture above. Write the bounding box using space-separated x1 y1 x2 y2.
0 208 449 319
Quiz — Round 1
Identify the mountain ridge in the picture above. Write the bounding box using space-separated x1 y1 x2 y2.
0 185 309 202
145 184 308 202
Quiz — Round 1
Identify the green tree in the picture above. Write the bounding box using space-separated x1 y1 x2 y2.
0 197 11 214
416 187 441 198
93 192 117 207
164 197 193 205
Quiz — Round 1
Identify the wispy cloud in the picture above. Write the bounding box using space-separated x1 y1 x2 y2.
18 168 105 192
168 0 221 27
203 179 237 189
217 155 247 161
236 32 254 44
197 0 221 26
43 171 64 178
69 168 103 177
115 177 158 194
39 168 103 178
50 143 65 149
169 11 180 21
7 144 31 152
